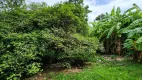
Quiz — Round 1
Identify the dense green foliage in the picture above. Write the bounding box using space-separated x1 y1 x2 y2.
0 0 98 79
91 4 142 62
0 0 142 79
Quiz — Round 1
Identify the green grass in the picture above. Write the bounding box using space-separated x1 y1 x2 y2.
46 56 142 80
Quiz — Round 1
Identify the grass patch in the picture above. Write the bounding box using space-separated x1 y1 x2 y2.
26 55 142 80
45 56 142 80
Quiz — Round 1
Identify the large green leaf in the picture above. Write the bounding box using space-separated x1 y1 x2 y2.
136 37 142 43
107 22 121 38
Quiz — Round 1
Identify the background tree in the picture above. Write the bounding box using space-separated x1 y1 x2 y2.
0 0 25 10
95 13 106 21
66 0 91 36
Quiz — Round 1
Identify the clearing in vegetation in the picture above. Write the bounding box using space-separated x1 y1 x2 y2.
26 55 142 80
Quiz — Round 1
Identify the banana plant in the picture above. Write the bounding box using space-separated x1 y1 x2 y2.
92 4 142 56
91 7 124 55
123 3 142 52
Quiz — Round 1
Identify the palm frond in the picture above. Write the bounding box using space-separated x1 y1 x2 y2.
133 3 141 11
136 37 142 43
111 6 115 16
116 7 121 17
122 19 142 33
124 7 134 14
99 29 109 40
124 3 142 15
107 22 121 38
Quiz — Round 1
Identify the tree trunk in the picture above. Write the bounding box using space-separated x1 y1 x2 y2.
116 37 122 56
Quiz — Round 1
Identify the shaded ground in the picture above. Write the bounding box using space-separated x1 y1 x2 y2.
25 63 83 80
25 55 142 80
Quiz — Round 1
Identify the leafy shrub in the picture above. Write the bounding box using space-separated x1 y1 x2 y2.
0 0 98 79
39 28 98 67
0 28 98 79
0 31 42 79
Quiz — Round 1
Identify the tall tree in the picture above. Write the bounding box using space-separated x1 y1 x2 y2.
66 0 91 36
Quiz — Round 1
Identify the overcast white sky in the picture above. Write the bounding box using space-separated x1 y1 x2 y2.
27 0 142 22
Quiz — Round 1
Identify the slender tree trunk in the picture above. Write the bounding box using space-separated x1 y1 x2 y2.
106 39 110 54
116 37 122 56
